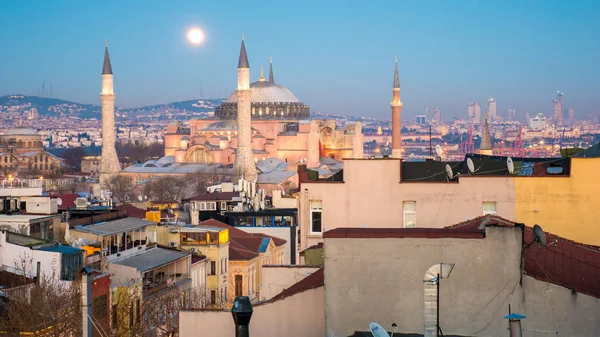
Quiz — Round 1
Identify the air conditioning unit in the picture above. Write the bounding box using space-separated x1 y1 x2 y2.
169 228 178 233
169 242 177 247
75 198 88 209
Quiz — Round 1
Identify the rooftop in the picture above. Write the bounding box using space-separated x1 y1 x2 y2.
323 227 485 239
73 217 154 236
269 268 324 302
447 215 600 299
185 192 239 201
111 247 190 272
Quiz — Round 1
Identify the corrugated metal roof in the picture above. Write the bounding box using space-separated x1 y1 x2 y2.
74 217 154 236
111 247 190 272
37 244 83 254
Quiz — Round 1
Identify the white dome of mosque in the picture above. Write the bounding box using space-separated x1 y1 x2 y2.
3 127 40 136
225 81 300 104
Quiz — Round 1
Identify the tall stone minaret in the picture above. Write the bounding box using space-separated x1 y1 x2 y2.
268 57 274 84
391 56 403 158
233 36 258 181
99 42 121 184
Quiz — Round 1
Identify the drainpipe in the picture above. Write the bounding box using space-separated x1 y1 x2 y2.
504 311 526 337
35 261 41 285
81 266 93 337
231 296 253 337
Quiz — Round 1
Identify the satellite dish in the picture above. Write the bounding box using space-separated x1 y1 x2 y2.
138 195 143 202
507 157 514 174
445 164 454 180
533 224 547 248
467 158 475 173
56 198 63 206
435 144 443 157
369 322 389 337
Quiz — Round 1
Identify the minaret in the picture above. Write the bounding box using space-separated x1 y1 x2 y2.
478 113 493 156
233 35 258 181
391 56 403 158
99 42 121 184
268 57 274 83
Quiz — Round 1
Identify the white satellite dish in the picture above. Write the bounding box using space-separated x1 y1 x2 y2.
533 224 547 248
138 195 143 202
369 322 389 337
445 164 454 180
507 157 514 174
56 198 63 206
435 144 443 157
466 157 479 174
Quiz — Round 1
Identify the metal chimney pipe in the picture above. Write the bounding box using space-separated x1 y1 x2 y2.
81 267 93 337
35 261 41 285
231 296 253 337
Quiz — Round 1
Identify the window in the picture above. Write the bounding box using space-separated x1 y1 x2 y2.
220 201 227 210
403 201 417 228
483 201 497 215
210 261 216 275
235 275 243 296
61 252 83 281
112 304 118 328
210 290 216 305
207 202 216 210
310 200 322 233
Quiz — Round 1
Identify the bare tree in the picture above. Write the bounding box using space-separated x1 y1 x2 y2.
2 256 82 337
141 176 190 202
102 175 134 202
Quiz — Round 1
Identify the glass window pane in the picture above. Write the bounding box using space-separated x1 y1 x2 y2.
311 211 322 232
483 202 496 212
404 213 416 228
310 200 322 210
403 201 416 211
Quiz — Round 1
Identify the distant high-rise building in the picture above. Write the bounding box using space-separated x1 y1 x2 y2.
487 98 496 120
468 100 482 122
416 115 427 125
525 112 531 126
508 108 516 121
568 108 574 125
530 113 547 130
552 91 564 126
433 107 441 122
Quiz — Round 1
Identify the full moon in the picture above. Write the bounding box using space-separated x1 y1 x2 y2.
187 28 204 45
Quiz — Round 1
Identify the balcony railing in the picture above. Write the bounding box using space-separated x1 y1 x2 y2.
143 273 190 298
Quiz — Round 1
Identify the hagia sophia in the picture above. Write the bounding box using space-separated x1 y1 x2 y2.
163 40 363 169
122 37 366 189
0 126 62 176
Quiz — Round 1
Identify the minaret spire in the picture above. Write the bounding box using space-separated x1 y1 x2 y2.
479 113 493 155
390 56 403 158
393 55 400 89
238 36 249 69
268 57 274 83
102 42 113 75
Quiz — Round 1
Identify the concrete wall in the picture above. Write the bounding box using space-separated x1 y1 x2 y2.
515 157 600 245
0 231 62 280
323 226 600 337
324 226 522 337
261 266 319 300
180 286 325 337
300 159 515 250
238 226 296 265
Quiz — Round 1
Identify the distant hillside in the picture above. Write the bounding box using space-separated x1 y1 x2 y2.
0 95 101 118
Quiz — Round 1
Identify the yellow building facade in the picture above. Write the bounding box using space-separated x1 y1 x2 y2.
514 157 600 245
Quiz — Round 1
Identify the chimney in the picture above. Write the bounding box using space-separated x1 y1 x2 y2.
35 261 41 285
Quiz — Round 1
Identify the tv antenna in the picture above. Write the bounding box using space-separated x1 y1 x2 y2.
56 198 63 206
445 164 459 180
507 157 514 174
466 157 479 174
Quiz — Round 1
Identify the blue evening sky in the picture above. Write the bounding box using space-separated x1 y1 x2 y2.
1 0 599 120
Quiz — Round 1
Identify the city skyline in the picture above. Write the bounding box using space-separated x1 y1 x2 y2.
1 0 600 119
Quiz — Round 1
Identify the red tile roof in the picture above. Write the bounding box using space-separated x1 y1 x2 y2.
299 242 324 255
199 219 286 261
269 268 324 302
115 204 148 219
448 215 600 299
323 227 485 239
191 255 207 264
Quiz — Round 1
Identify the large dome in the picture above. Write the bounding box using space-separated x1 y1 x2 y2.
225 81 300 103
215 78 310 120
3 128 40 136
